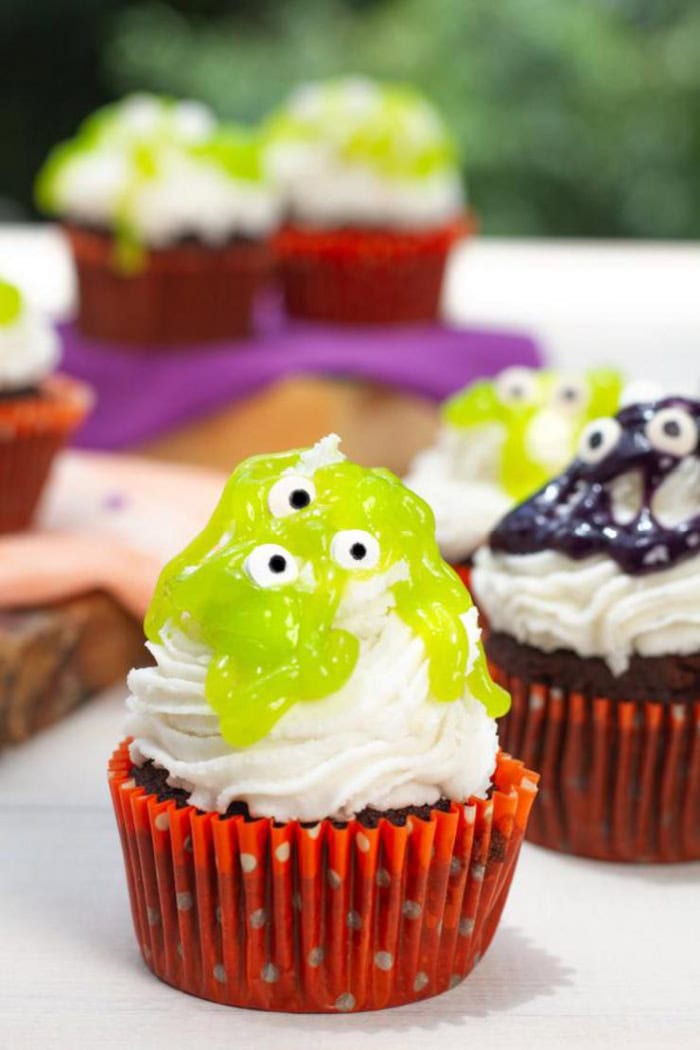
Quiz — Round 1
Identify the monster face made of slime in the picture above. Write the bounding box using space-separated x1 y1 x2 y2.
404 366 623 563
146 435 507 750
491 397 700 575
441 366 624 501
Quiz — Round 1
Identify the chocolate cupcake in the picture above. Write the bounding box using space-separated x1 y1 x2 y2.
110 434 537 1012
473 397 700 862
0 277 92 533
405 366 623 586
36 94 279 345
264 77 468 324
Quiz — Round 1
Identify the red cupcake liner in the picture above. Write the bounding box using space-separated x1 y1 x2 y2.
0 374 93 533
490 661 700 862
109 740 537 1012
64 224 273 347
451 563 472 593
274 217 471 325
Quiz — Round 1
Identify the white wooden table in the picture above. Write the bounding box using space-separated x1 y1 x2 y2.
2 229 700 1048
2 689 698 1049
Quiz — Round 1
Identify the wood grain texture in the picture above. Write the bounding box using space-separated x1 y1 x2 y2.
0 593 144 745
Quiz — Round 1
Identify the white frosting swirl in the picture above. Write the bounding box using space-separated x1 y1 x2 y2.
405 424 512 562
57 148 279 246
267 146 463 230
126 572 498 822
265 77 464 230
47 96 279 244
0 302 59 392
472 547 700 675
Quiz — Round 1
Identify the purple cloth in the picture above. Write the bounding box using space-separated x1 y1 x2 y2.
60 301 541 450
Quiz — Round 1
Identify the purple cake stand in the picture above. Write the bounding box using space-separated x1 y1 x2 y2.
60 299 542 451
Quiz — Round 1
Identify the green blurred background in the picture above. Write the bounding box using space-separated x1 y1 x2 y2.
2 0 699 237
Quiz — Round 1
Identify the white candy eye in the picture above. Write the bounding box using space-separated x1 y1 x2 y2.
244 544 298 588
551 376 588 413
577 417 622 464
495 367 537 407
330 530 380 570
645 407 698 457
268 475 316 518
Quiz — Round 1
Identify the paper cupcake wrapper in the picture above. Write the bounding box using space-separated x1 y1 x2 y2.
0 375 92 532
490 661 700 862
451 563 472 593
109 740 537 1013
274 218 470 325
64 224 272 346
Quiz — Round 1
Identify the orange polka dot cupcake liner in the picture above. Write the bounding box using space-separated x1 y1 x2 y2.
491 664 700 863
109 740 538 1012
0 374 93 533
273 217 471 326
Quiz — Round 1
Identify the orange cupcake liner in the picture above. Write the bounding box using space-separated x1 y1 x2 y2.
109 740 538 1012
450 563 472 593
64 224 273 346
490 661 700 862
0 374 92 532
274 217 472 325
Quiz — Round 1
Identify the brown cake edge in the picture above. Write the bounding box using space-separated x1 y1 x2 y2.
485 630 700 703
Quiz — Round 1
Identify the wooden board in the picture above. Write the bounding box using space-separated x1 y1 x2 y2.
0 592 145 745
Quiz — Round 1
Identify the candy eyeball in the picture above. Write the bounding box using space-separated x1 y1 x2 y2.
331 530 380 570
495 367 537 407
645 407 698 458
245 544 299 587
268 475 316 518
577 417 622 464
551 375 588 413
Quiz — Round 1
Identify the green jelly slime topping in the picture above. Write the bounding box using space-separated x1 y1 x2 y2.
146 437 508 748
265 78 458 181
35 95 267 273
0 279 23 327
442 367 623 501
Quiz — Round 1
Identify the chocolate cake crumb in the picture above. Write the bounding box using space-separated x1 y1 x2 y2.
132 762 453 827
486 631 700 703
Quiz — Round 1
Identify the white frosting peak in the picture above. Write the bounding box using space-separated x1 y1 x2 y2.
0 294 59 392
405 423 512 561
127 571 498 821
473 547 700 674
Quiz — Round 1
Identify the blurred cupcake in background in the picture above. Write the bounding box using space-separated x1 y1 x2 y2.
265 77 468 324
0 277 92 532
36 94 279 345
405 366 623 583
473 396 700 862
110 435 537 1012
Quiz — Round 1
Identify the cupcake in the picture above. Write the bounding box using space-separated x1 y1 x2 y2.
473 397 700 862
0 277 92 533
36 94 279 345
264 77 467 324
405 366 623 585
110 434 538 1011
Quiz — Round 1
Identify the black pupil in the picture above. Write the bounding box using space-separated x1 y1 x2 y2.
662 419 681 438
289 489 311 509
511 385 524 399
589 430 604 450
562 388 577 401
268 554 287 574
350 542 367 561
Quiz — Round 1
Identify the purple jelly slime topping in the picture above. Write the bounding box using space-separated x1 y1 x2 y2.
490 397 700 575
